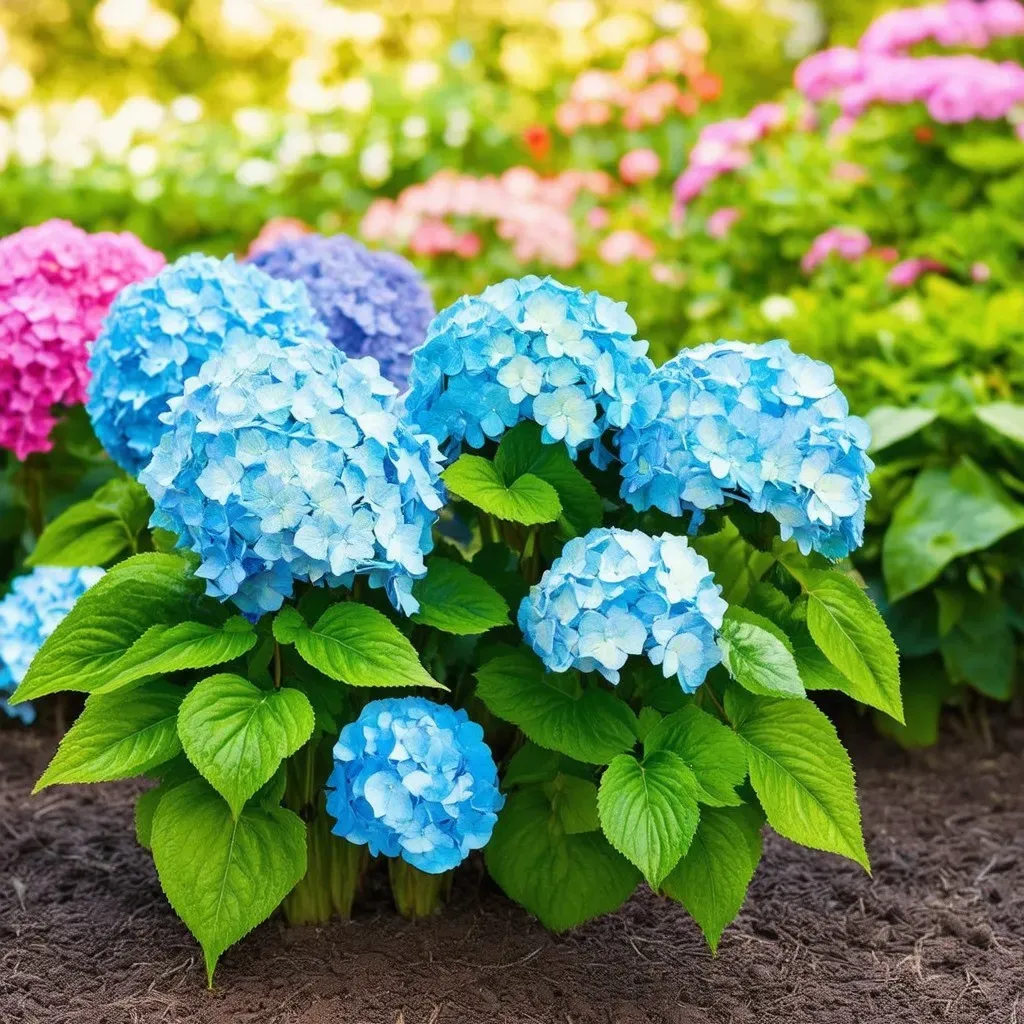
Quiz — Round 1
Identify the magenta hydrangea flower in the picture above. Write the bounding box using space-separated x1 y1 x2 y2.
0 220 165 459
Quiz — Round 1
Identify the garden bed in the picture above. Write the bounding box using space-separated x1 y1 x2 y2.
2 715 1021 1024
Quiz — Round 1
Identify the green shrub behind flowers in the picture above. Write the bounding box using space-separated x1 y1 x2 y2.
14 260 898 983
657 0 1024 743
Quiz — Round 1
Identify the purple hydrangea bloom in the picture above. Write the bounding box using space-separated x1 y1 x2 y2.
248 233 434 389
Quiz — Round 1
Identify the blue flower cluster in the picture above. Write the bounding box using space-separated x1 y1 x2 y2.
88 254 328 475
618 340 873 559
404 275 657 464
518 528 727 693
139 332 445 619
326 697 504 874
0 566 105 723
248 233 434 390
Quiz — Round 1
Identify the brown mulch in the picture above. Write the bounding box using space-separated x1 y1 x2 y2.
1 717 1022 1024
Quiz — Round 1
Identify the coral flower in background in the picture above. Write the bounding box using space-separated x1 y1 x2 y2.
245 217 312 258
522 124 552 162
618 148 661 184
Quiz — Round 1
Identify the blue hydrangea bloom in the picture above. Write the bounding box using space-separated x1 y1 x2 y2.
518 528 727 693
248 233 434 390
88 254 329 475
0 566 105 723
618 340 873 559
326 697 504 874
404 275 658 465
139 332 445 619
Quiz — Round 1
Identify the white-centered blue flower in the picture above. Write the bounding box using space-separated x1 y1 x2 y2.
518 527 727 692
0 566 105 723
326 697 504 874
617 339 873 559
405 275 658 464
139 332 445 619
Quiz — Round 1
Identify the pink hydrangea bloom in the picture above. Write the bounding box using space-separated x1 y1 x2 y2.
706 207 741 239
886 257 947 287
801 227 872 274
618 148 661 184
597 230 656 265
0 220 164 459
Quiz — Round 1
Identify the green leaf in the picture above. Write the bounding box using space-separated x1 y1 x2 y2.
177 674 315 818
883 458 1024 602
939 597 1015 700
864 405 937 454
598 751 701 888
11 553 204 703
874 662 949 749
274 604 443 690
717 610 804 699
411 559 510 635
485 785 639 931
475 649 638 764
546 773 600 834
644 705 747 807
976 402 1024 448
947 137 1024 172
27 477 152 568
442 454 561 525
726 687 869 871
502 742 562 788
35 683 183 791
692 518 774 604
151 779 306 985
494 423 602 536
785 567 903 722
662 804 764 951
93 617 258 695
136 760 197 850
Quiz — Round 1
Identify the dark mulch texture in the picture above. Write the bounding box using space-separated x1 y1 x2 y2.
1 718 1022 1024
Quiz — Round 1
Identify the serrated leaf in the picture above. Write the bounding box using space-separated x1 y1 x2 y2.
35 682 183 791
151 779 306 985
883 458 1024 603
11 553 205 703
644 704 747 807
494 423 602 536
93 618 258 694
411 559 510 635
662 804 763 951
726 687 869 870
546 773 600 834
442 454 561 525
27 477 152 568
864 405 937 454
177 674 315 818
785 566 902 722
485 785 639 930
717 611 804 699
475 649 638 764
598 751 701 888
274 604 443 690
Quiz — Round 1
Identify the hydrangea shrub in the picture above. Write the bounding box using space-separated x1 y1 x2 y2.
19 273 899 986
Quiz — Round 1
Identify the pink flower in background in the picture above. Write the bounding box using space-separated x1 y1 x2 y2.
586 207 611 230
0 220 164 459
618 148 661 184
832 161 869 182
874 246 901 263
886 257 947 287
801 227 872 274
971 261 992 282
598 230 656 265
859 0 1024 54
246 217 311 258
706 207 741 238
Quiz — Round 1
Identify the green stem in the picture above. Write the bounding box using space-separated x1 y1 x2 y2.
388 858 453 920
23 462 46 541
272 641 282 689
701 683 729 724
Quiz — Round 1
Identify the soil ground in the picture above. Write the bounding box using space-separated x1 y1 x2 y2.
1 716 1022 1024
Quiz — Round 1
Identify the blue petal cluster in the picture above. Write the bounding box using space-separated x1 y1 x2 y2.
326 697 504 874
618 340 873 559
404 275 657 464
518 528 727 693
248 233 434 390
0 566 105 723
88 254 328 475
139 333 445 619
